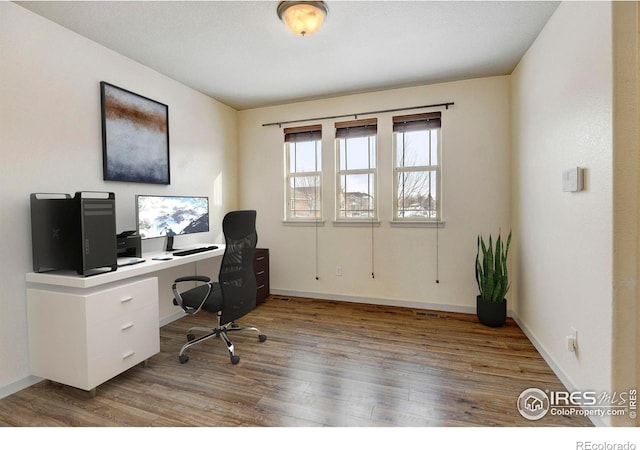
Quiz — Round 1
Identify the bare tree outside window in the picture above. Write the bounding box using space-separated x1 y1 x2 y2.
393 113 441 221
335 119 378 220
284 126 322 220
289 175 321 218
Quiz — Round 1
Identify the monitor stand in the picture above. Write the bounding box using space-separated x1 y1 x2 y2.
165 235 178 252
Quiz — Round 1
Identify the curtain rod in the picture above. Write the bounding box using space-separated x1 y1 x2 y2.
261 102 454 128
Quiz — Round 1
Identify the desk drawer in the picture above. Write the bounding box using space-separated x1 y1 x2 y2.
254 248 268 266
87 307 159 388
88 303 158 355
86 278 158 324
254 248 269 304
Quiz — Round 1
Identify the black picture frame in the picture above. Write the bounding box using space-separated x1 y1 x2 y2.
100 81 170 184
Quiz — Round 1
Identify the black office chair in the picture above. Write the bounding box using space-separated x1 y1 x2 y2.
171 210 266 364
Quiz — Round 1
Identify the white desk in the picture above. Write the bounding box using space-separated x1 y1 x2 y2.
25 244 224 394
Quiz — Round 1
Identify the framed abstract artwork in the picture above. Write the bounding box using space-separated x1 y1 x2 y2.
100 81 170 184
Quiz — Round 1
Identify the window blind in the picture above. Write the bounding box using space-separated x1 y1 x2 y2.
335 118 377 139
392 112 441 133
284 124 322 143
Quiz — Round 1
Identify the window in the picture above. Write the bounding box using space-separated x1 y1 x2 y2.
284 125 322 220
335 119 377 220
393 112 441 221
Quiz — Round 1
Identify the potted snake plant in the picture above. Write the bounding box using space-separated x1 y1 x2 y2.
475 230 511 327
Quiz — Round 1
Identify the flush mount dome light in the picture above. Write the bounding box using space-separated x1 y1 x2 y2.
277 1 329 37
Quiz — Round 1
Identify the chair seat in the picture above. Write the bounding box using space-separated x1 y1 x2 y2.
173 283 224 313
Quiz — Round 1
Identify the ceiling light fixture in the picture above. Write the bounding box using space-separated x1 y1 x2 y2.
277 1 329 37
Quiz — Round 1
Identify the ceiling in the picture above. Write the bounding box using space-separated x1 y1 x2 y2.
16 1 560 110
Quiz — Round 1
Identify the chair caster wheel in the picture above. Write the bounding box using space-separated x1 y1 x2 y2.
231 355 240 364
187 334 195 342
259 334 267 342
179 354 189 364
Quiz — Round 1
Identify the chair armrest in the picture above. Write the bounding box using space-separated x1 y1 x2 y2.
172 276 212 315
174 275 211 283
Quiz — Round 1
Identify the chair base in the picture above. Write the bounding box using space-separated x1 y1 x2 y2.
178 318 267 365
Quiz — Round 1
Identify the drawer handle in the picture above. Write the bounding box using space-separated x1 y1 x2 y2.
121 322 134 331
257 270 265 276
120 296 133 303
122 351 135 359
256 256 265 261
257 284 265 289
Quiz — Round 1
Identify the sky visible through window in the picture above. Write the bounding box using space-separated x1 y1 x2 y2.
291 140 320 173
291 136 375 197
339 136 376 194
291 130 436 209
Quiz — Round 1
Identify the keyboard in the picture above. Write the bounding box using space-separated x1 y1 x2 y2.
173 245 218 256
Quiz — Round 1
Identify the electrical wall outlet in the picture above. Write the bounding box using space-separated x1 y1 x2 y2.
335 266 342 276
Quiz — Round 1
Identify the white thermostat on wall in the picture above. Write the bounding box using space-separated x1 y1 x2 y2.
562 167 584 192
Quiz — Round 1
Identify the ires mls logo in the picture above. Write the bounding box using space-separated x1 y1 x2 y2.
549 390 597 406
517 388 549 420
518 387 637 420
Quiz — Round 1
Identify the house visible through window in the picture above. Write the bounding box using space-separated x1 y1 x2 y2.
393 112 441 221
284 125 322 220
335 119 378 220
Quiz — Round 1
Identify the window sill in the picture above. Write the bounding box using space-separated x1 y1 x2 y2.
333 220 381 227
282 220 325 227
390 220 445 228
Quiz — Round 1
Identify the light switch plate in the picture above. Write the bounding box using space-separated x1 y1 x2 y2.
563 167 583 192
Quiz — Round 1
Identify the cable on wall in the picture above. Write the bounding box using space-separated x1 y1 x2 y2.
315 219 320 281
435 222 440 284
371 217 375 279
284 124 323 281
262 102 454 128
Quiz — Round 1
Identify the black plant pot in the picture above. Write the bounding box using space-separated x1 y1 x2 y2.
476 295 507 327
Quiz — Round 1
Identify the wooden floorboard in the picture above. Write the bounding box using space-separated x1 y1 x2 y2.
0 295 592 427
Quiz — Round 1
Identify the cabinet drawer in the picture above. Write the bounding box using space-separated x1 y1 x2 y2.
254 254 268 264
254 249 268 265
256 282 269 296
87 314 159 388
88 303 158 355
254 248 269 304
86 278 157 324
254 260 268 273
255 268 268 281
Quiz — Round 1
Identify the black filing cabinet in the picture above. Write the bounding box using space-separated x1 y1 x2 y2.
254 248 270 304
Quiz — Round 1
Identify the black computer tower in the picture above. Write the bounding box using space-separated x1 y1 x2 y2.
30 192 117 276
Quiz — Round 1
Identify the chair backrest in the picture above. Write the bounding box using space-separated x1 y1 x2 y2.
219 210 258 324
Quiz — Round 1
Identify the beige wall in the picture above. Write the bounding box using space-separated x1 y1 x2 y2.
511 1 614 424
0 3 238 392
238 76 511 312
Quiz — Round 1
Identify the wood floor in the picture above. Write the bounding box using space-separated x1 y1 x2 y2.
0 295 592 427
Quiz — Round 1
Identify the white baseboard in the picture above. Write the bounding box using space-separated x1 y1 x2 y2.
510 312 604 427
0 375 42 400
159 310 186 327
271 288 478 315
271 289 523 318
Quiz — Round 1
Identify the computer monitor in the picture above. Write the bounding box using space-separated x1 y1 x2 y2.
136 195 209 251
